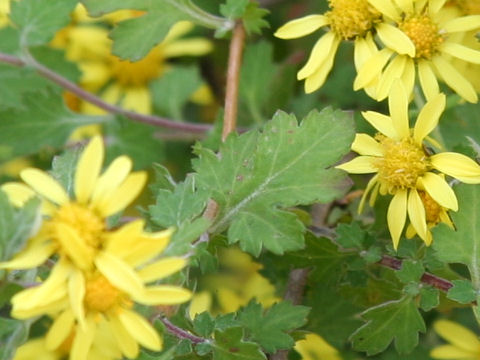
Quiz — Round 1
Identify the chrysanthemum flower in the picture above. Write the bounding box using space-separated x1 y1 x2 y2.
294 333 342 360
355 0 480 102
53 20 212 114
431 320 480 359
274 0 405 94
336 81 480 249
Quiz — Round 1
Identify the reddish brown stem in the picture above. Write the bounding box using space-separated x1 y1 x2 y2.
222 22 246 141
0 52 212 133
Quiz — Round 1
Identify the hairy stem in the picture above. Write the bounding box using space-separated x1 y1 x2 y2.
160 317 206 344
0 52 213 133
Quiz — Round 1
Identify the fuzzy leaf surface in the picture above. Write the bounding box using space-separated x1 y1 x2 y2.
350 296 426 355
0 317 30 360
193 109 354 256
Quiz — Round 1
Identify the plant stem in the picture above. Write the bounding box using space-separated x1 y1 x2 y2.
222 22 246 141
0 52 213 134
160 317 206 344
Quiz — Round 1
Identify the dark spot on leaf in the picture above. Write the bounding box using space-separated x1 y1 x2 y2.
229 348 240 353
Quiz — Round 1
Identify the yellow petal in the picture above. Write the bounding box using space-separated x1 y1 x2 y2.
304 37 340 93
354 48 393 91
376 55 408 101
118 309 162 351
389 80 410 139
75 135 104 204
162 38 212 57
1 182 35 207
401 56 415 100
134 285 192 305
358 174 379 213
96 171 147 217
413 93 445 144
90 155 132 209
368 0 401 20
353 33 377 70
189 291 212 319
418 59 440 102
443 15 480 33
429 0 447 15
20 169 69 205
430 344 479 359
55 223 93 270
352 134 383 156
137 257 187 283
121 87 152 114
376 23 415 57
46 310 75 350
441 42 480 64
407 189 428 243
361 111 397 138
431 153 480 181
434 320 480 353
0 241 55 269
78 62 111 92
395 0 414 13
298 32 337 80
109 316 139 358
95 251 144 296
420 172 458 211
164 21 194 43
387 189 407 250
432 55 478 103
69 269 86 329
70 317 96 360
335 156 378 174
123 229 173 267
274 15 328 39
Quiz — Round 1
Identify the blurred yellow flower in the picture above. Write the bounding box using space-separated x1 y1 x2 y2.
294 333 342 360
275 0 389 94
431 320 480 359
355 0 480 102
0 0 10 28
336 81 480 249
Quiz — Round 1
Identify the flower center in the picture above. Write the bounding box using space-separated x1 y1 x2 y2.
326 0 381 40
398 15 444 59
52 202 104 248
110 47 164 87
374 135 429 191
84 275 121 313
419 191 442 223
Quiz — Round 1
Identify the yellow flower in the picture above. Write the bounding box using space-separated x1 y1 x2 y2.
0 0 10 28
431 320 480 359
54 20 212 114
274 0 388 94
355 0 480 102
294 333 342 360
336 81 480 249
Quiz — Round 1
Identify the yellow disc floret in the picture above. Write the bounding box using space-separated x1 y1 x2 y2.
110 47 165 87
374 135 429 192
84 275 122 313
326 0 381 40
419 191 442 224
399 15 444 59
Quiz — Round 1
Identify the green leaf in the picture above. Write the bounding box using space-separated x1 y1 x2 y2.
166 218 210 256
220 0 249 18
395 260 424 284
433 184 480 288
238 301 309 353
0 317 30 360
50 148 82 197
447 280 477 304
336 222 367 249
193 312 215 338
212 327 266 360
242 3 269 35
419 286 439 311
350 296 426 355
0 190 40 262
151 66 203 120
10 0 78 46
193 108 354 256
0 91 106 160
104 117 164 170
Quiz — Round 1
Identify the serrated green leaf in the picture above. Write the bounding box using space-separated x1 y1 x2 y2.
193 109 354 256
166 218 210 256
104 116 164 170
50 148 81 198
193 312 215 338
395 260 424 284
336 222 366 249
447 280 477 304
238 301 309 353
242 3 269 35
0 91 106 160
30 46 81 82
433 184 480 289
419 286 439 311
0 317 30 360
220 0 249 18
151 66 203 120
350 296 426 355
212 327 266 360
10 0 77 46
